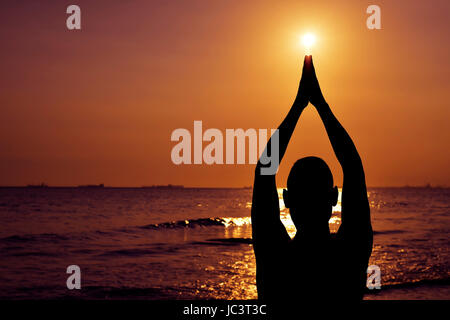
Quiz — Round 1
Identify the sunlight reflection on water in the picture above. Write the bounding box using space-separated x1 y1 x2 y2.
223 188 343 239
209 188 344 299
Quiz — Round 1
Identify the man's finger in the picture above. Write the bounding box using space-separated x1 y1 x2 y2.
302 55 309 72
302 55 313 77
310 56 316 73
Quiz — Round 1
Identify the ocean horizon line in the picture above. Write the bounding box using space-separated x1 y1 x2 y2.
0 184 448 189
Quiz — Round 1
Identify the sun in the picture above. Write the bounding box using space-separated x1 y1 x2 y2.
301 33 316 49
301 33 317 54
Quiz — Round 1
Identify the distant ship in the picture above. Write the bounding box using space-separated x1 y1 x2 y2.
77 184 104 188
26 183 48 188
141 184 184 189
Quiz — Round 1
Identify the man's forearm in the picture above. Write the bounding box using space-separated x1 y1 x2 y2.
315 102 362 170
257 100 306 172
277 100 306 161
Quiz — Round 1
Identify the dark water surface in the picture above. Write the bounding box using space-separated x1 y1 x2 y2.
0 187 448 299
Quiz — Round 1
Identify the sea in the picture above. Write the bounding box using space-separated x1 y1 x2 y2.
0 187 448 300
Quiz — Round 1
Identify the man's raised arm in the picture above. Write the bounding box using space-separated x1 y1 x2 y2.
251 56 311 299
251 56 311 250
308 58 372 251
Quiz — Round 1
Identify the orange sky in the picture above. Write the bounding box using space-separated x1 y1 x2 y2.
0 0 449 187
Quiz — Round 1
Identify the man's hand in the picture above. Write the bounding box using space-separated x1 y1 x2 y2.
308 57 327 107
294 56 312 108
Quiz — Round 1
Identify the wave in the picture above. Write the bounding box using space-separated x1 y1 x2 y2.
0 285 180 300
0 233 70 243
138 217 251 230
8 251 58 257
0 217 251 246
139 217 226 229
98 238 253 257
373 230 406 235
192 237 253 246
365 278 450 294
79 285 181 299
98 248 163 257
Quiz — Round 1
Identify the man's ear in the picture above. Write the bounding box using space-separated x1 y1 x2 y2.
283 189 289 208
331 186 338 206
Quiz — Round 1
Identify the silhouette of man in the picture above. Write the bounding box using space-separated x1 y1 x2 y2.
251 56 373 303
